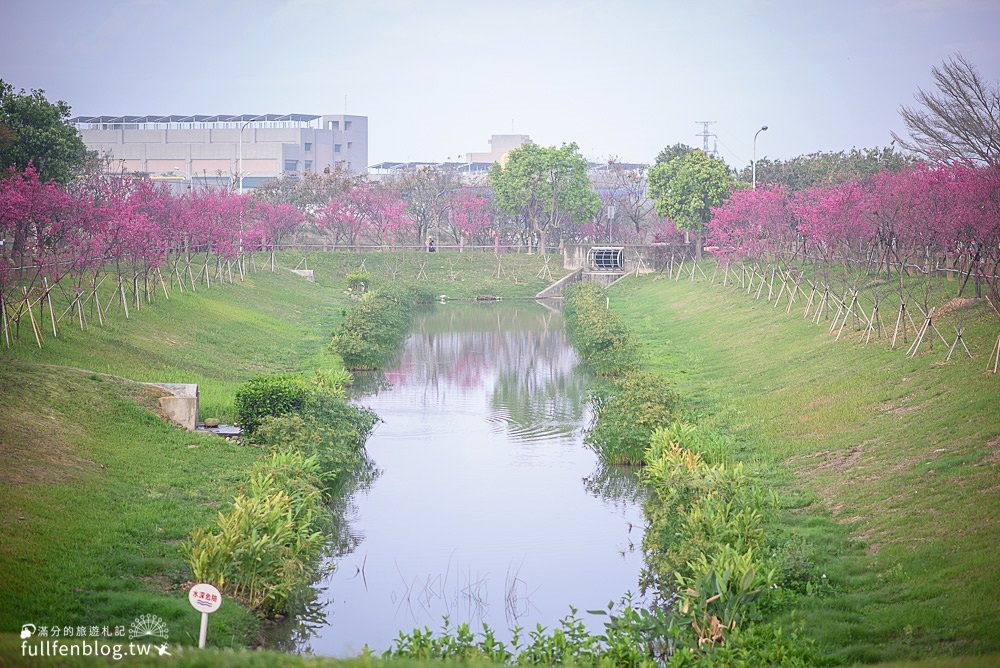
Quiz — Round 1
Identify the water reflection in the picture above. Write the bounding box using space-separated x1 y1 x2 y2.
274 302 645 656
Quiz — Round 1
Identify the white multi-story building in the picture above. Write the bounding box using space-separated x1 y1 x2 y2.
70 113 368 189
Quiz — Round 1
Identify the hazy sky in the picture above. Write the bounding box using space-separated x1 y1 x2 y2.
3 0 998 169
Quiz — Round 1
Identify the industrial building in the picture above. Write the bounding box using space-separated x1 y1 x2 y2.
70 113 368 190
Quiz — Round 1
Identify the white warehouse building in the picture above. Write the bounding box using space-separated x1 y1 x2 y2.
70 113 368 189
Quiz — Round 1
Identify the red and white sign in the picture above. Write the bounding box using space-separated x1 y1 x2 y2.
188 584 222 614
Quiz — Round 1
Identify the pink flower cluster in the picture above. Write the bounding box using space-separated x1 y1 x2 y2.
707 164 1000 268
0 165 303 300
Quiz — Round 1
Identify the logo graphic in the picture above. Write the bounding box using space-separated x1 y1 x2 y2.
20 624 35 640
128 614 169 641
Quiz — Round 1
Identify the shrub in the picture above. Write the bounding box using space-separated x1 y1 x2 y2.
330 290 413 369
564 282 640 377
585 369 681 464
345 270 371 293
674 546 776 649
184 450 327 616
233 374 310 438
255 389 378 493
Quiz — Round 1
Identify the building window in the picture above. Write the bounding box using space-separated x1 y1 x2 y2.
347 141 353 149
284 160 299 172
345 121 352 130
334 144 342 153
304 160 313 172
328 121 339 130
304 142 312 151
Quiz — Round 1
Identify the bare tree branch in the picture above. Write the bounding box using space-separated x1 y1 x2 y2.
892 53 1000 167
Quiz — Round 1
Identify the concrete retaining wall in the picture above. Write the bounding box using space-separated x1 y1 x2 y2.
145 383 199 431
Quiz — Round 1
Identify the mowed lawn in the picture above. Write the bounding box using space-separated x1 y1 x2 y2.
610 267 1000 664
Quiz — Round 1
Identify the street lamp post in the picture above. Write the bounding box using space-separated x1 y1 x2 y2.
238 115 265 195
607 203 617 244
752 125 768 190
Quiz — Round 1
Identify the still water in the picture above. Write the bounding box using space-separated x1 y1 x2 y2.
286 302 644 656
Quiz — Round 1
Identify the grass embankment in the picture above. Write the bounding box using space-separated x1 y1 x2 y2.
1 251 560 659
608 267 1000 664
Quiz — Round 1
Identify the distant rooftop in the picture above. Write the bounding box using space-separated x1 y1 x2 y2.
70 114 360 130
369 161 493 174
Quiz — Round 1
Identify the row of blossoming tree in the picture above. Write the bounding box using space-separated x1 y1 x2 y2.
0 163 495 346
702 163 1000 359
708 163 1000 298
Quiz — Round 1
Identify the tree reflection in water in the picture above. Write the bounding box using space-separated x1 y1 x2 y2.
268 302 646 656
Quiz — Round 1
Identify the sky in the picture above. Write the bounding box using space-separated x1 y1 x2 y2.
2 0 998 169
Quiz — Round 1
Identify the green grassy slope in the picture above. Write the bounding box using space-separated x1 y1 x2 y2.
609 269 1000 663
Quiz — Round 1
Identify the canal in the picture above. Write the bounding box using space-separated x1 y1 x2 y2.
280 301 644 656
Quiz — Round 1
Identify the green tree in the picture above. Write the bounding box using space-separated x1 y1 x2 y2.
489 142 599 253
0 80 88 183
655 142 694 165
648 149 734 258
739 146 913 191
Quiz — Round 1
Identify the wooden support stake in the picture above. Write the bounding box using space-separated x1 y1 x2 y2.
43 278 57 337
1 295 10 348
891 302 907 348
119 276 130 320
93 284 104 327
785 278 801 314
675 258 685 281
803 284 817 319
754 270 767 300
835 293 858 341
907 307 935 357
987 333 1000 373
157 267 170 300
945 326 973 362
23 288 43 348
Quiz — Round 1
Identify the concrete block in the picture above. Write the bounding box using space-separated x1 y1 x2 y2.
146 383 199 431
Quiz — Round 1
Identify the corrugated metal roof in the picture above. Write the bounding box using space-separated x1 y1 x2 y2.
70 114 321 123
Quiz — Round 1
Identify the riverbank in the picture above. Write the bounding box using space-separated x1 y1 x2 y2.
0 251 562 651
607 269 1000 664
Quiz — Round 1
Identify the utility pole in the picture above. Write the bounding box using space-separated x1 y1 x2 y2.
695 121 717 155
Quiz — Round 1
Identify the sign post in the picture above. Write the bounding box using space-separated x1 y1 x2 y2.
188 583 222 649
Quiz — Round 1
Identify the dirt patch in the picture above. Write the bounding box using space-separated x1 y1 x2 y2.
141 574 176 594
933 297 980 317
982 435 1000 463
877 395 918 415
788 443 865 475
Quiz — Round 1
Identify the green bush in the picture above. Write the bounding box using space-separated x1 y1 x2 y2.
667 621 818 667
564 282 640 377
255 388 378 493
233 374 310 438
330 290 413 369
345 270 371 293
184 450 327 616
585 369 681 464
